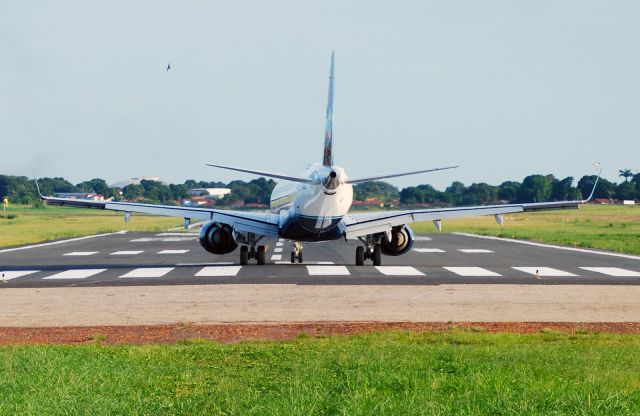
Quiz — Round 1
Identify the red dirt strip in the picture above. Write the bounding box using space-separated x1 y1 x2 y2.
2 322 640 345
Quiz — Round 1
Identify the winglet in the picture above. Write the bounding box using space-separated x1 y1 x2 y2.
33 177 45 200
582 165 603 203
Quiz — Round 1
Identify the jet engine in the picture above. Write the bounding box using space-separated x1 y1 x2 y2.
199 221 238 254
380 225 414 256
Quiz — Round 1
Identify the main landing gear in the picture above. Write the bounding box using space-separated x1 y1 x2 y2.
355 235 382 266
290 241 304 263
239 233 266 265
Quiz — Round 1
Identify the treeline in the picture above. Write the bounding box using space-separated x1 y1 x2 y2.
1 170 639 207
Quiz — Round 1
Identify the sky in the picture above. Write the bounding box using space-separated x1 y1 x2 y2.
1 1 639 190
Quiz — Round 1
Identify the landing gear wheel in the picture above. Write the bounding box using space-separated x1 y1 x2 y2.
240 246 248 265
257 245 266 265
372 245 382 266
355 246 365 266
298 252 303 263
291 252 296 263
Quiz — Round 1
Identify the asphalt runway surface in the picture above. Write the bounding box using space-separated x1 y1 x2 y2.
2 230 640 288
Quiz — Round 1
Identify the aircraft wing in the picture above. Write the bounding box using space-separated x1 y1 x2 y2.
343 200 581 239
41 195 280 237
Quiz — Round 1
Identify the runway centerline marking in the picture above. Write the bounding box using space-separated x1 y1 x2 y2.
63 252 98 256
306 265 350 276
157 250 190 254
512 267 578 277
375 266 425 276
274 247 283 253
110 251 144 255
43 269 107 280
270 254 282 261
414 236 432 241
276 242 284 247
413 248 445 253
458 249 494 253
444 267 502 277
195 266 242 277
120 268 174 278
1 270 39 281
580 267 640 277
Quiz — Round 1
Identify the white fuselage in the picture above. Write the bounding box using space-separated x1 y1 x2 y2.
270 164 353 241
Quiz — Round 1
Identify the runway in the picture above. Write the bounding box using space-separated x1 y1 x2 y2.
1 230 639 288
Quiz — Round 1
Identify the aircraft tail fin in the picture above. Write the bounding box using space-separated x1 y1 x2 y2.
322 51 335 167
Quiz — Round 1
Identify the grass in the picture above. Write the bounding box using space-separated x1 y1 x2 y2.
412 205 640 255
1 330 639 415
0 205 181 248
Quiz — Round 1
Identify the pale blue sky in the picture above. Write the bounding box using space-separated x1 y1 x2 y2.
2 1 638 189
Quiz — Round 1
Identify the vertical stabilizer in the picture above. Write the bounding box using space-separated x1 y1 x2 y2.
322 52 335 166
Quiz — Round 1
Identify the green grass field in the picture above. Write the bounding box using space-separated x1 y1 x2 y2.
412 205 640 255
1 331 639 415
0 205 181 248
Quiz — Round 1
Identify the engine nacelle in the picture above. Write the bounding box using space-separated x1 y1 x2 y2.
380 225 414 256
199 221 238 255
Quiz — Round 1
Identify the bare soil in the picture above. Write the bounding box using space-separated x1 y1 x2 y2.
1 322 640 345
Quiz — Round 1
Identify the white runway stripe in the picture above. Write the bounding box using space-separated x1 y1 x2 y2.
156 233 199 237
195 266 242 277
63 251 98 256
110 251 144 255
413 248 445 253
43 269 107 280
375 266 425 276
580 267 640 277
130 237 195 242
444 267 502 277
512 267 578 277
458 249 494 253
1 270 39 281
306 265 350 275
414 236 432 241
120 267 174 278
276 242 284 247
270 254 282 261
274 247 283 253
157 249 190 254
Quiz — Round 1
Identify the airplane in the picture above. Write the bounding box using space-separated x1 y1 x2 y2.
39 52 601 266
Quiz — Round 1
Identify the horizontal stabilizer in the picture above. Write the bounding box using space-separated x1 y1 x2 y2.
207 164 317 184
346 165 459 184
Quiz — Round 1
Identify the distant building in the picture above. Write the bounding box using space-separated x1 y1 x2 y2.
188 188 231 199
110 176 170 188
55 192 104 201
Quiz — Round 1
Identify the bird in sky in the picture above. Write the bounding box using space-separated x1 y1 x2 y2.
166 62 171 72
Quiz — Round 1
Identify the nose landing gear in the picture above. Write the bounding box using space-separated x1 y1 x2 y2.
239 233 266 265
355 235 382 266
290 241 304 263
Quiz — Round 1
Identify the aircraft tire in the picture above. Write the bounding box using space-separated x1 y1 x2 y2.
356 246 364 266
240 246 248 265
257 245 266 265
373 245 381 266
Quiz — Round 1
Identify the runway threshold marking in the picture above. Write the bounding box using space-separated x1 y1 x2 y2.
1 270 40 281
110 251 144 255
512 267 578 277
120 268 175 278
43 269 108 280
375 266 425 276
413 248 445 253
195 266 242 277
270 254 282 261
274 247 283 253
63 252 98 256
306 265 350 275
444 267 502 277
157 250 190 254
580 267 640 277
458 249 494 253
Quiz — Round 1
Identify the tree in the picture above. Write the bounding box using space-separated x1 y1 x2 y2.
498 181 520 203
516 175 552 203
619 169 633 183
551 177 580 201
444 181 466 205
577 175 615 199
614 182 637 201
353 181 399 202
462 183 499 205
122 184 144 200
